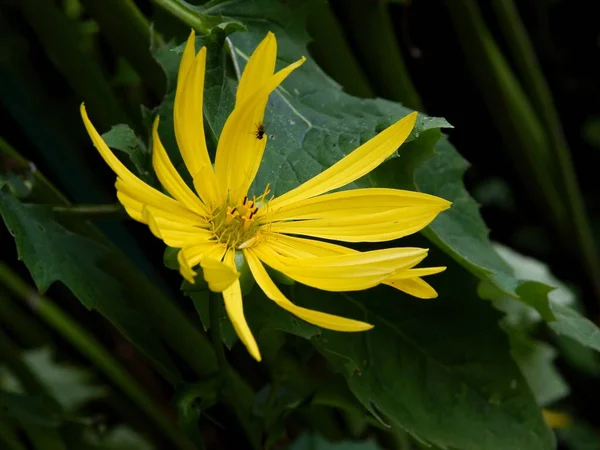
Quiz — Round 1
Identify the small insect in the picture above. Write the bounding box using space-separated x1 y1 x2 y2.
254 123 266 140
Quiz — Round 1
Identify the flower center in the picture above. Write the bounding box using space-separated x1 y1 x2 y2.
210 186 270 249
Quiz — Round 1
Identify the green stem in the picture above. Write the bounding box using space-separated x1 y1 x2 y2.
445 0 568 246
491 0 600 301
333 0 423 109
0 263 196 450
0 328 48 396
51 203 126 220
19 0 129 129
0 291 52 348
209 293 229 379
306 2 375 98
78 0 166 97
0 421 27 450
151 0 211 35
0 137 69 206
208 293 260 450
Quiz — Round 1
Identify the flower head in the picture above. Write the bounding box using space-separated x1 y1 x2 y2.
81 31 451 361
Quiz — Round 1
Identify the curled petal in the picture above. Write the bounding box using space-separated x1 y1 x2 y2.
245 249 373 331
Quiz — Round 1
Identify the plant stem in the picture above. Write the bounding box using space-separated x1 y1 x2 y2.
0 263 196 450
306 2 375 98
0 137 69 206
444 0 568 253
208 292 260 450
19 0 129 130
0 421 27 450
151 0 210 35
78 0 166 97
333 0 423 109
0 291 52 348
209 293 229 380
0 328 48 396
491 0 600 302
52 203 126 221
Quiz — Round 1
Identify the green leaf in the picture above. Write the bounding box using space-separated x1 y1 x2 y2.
101 124 153 184
21 348 107 411
0 192 179 381
244 259 553 449
508 332 569 406
485 243 600 354
290 433 382 450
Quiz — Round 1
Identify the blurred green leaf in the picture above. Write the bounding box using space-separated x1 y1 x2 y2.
81 426 154 450
0 193 179 380
1 348 106 412
508 332 569 406
484 243 600 354
22 348 107 411
290 433 382 450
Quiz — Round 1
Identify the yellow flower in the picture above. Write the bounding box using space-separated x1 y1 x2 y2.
80 30 451 361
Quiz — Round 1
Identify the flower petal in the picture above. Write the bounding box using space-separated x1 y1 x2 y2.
214 56 306 203
201 257 240 292
261 187 450 222
81 104 204 225
178 241 226 283
235 32 277 106
245 249 372 331
385 277 439 299
152 117 209 216
174 31 216 205
222 250 261 361
253 243 427 292
268 205 445 242
259 233 443 298
268 112 418 210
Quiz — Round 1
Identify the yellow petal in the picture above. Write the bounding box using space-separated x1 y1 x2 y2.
260 232 352 258
253 243 427 292
268 206 444 242
235 32 277 106
115 179 204 224
178 241 226 283
385 276 439 299
200 257 240 292
542 409 571 429
260 187 450 222
222 251 261 361
174 34 216 205
268 112 418 210
142 205 212 248
152 117 209 216
245 249 372 331
81 104 202 224
214 56 306 203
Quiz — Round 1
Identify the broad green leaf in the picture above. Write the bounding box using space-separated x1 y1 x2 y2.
244 259 553 450
290 433 382 450
0 192 179 380
0 348 106 411
22 348 107 411
101 124 153 184
485 243 600 354
81 426 154 450
508 332 569 406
